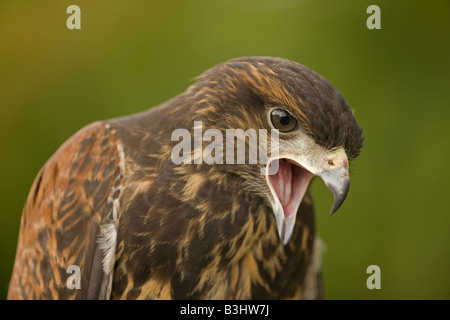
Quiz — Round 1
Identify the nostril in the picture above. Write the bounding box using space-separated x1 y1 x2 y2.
342 159 348 170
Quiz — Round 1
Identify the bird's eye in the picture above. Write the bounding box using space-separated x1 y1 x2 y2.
270 109 297 132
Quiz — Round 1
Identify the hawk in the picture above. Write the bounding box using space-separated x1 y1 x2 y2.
8 56 364 299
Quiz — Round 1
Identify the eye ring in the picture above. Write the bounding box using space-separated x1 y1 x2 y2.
270 109 298 132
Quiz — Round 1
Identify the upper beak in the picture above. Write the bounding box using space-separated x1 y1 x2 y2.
317 167 350 215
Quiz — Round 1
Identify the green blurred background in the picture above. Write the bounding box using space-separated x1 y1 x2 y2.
1 0 449 299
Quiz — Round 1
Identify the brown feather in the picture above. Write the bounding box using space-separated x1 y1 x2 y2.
8 122 125 299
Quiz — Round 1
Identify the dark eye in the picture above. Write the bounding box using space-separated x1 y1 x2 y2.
270 109 297 132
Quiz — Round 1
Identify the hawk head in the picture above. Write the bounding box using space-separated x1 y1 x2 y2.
191 56 364 244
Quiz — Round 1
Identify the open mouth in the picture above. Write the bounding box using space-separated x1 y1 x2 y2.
269 159 314 219
265 148 350 244
267 158 315 243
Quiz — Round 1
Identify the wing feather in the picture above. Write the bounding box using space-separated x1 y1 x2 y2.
8 122 125 300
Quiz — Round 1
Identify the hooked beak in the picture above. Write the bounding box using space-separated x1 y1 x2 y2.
265 147 350 244
317 167 350 215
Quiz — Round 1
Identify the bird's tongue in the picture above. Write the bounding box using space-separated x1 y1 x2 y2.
269 160 293 218
269 159 314 221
